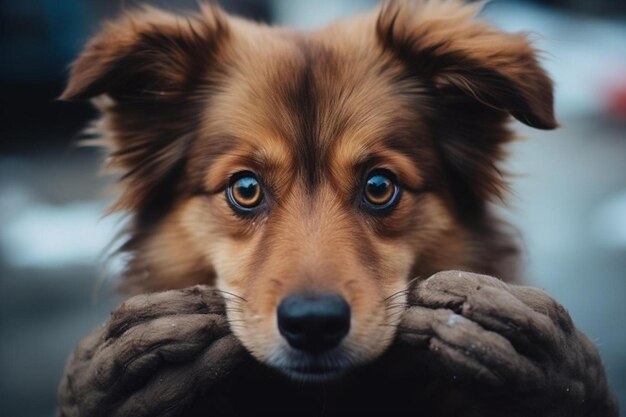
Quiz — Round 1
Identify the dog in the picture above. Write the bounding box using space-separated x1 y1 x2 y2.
60 2 622 415
61 0 558 381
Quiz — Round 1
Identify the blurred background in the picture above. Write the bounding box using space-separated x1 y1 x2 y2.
1 0 625 415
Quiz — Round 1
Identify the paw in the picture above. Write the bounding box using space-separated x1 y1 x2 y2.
57 286 247 417
397 271 618 416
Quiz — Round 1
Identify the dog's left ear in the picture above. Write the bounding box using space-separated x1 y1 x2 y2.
376 0 557 130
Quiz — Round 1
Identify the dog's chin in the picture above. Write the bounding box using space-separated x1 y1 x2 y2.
266 346 355 383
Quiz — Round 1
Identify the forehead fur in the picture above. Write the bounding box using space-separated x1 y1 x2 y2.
192 16 433 191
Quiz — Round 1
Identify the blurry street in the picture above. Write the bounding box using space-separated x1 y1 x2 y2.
1 1 625 416
0 152 118 416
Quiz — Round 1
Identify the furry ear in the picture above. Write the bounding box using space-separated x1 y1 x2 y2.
375 0 557 211
61 5 229 216
377 0 557 130
61 4 228 101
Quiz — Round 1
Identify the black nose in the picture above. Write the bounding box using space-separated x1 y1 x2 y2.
277 293 351 354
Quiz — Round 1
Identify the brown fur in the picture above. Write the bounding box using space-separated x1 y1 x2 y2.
63 0 555 375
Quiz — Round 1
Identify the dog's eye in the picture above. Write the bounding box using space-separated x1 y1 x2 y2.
227 172 263 212
362 170 400 212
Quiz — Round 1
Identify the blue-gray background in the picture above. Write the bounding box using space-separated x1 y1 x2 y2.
1 1 625 416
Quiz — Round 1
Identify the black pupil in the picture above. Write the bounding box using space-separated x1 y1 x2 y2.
236 177 258 202
367 175 391 200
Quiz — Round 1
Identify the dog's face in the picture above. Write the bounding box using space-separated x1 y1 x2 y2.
63 1 555 380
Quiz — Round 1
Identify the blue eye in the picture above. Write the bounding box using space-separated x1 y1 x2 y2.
227 172 263 212
362 170 400 212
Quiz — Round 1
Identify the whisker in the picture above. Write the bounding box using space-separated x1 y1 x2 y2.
406 275 422 288
212 289 248 302
384 312 406 323
385 302 408 310
385 308 406 317
383 276 422 305
383 290 409 303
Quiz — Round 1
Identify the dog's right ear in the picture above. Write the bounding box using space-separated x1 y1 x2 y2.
61 4 228 101
375 0 557 206
376 0 556 131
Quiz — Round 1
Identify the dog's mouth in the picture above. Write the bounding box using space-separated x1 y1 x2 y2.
268 348 354 382
279 365 347 382
281 362 346 381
